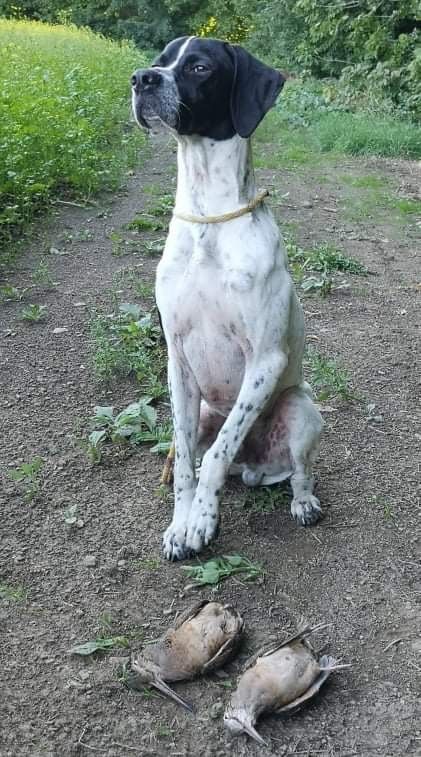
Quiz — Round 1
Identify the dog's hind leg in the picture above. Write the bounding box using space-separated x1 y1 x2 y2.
240 386 324 525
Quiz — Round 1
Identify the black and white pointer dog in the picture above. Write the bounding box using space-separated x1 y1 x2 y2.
131 37 324 560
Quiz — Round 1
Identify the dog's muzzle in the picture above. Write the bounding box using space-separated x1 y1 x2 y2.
131 67 179 130
131 68 162 95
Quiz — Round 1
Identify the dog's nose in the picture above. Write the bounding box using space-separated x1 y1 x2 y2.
131 68 162 93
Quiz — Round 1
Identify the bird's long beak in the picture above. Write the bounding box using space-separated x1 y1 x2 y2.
152 677 195 713
242 722 268 747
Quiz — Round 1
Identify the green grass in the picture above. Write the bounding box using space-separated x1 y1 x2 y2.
0 583 27 601
127 217 164 232
341 175 389 190
8 456 44 500
31 259 56 288
305 349 354 402
313 112 421 159
342 186 421 223
243 486 290 514
0 284 25 302
0 18 147 265
255 112 320 169
255 81 421 169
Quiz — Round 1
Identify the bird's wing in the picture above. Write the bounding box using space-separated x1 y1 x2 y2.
274 655 338 713
260 622 330 658
172 599 210 630
202 631 242 673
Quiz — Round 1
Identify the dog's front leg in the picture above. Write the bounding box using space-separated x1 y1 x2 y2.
185 352 287 553
163 348 201 560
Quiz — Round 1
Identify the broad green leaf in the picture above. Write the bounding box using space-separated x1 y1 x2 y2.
69 638 116 655
69 636 129 655
89 429 107 447
119 303 143 319
224 555 244 567
9 469 25 481
199 568 221 584
138 403 157 431
150 440 172 454
93 406 114 425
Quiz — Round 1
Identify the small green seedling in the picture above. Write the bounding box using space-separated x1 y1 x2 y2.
135 557 161 570
21 304 47 322
0 284 25 302
0 583 27 601
32 259 55 288
70 624 143 655
306 349 354 401
69 636 131 655
182 554 264 588
87 397 171 463
75 228 94 242
134 281 154 298
244 486 290 514
301 272 332 297
63 504 84 528
8 457 44 501
154 483 172 503
156 724 174 739
147 194 174 216
127 216 164 232
142 238 166 256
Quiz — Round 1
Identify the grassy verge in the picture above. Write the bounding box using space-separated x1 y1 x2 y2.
0 18 146 267
255 80 421 165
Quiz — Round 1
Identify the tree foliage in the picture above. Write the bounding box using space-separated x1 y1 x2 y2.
1 0 419 117
245 1 420 117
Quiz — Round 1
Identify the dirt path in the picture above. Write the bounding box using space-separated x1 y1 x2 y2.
1 132 420 757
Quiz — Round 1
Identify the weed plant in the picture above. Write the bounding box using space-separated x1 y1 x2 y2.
305 349 354 402
90 302 167 397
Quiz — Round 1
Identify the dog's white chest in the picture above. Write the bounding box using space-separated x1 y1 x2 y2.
157 228 254 405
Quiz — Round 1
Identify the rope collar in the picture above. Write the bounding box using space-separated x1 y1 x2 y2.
172 189 269 224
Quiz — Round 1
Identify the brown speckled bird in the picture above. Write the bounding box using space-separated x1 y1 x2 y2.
224 624 346 746
127 600 244 711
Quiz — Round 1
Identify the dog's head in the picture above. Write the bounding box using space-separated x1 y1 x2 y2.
131 36 285 140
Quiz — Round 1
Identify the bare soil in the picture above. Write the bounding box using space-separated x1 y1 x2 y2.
1 133 420 757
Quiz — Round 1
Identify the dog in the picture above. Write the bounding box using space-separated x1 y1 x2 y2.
131 37 324 560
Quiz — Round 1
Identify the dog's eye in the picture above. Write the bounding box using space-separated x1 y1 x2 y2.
192 64 207 73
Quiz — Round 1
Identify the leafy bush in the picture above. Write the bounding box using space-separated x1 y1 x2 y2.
246 0 420 120
0 19 146 249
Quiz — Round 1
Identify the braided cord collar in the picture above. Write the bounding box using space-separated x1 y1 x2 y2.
172 189 269 224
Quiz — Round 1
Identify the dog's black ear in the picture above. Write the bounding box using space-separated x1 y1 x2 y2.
228 45 285 138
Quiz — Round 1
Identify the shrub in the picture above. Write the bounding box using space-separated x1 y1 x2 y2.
0 18 146 249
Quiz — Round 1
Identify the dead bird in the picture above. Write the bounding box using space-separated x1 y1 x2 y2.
224 624 347 746
127 600 244 711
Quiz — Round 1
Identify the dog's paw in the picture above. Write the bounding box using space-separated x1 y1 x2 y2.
185 504 219 554
291 494 322 526
162 520 192 561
